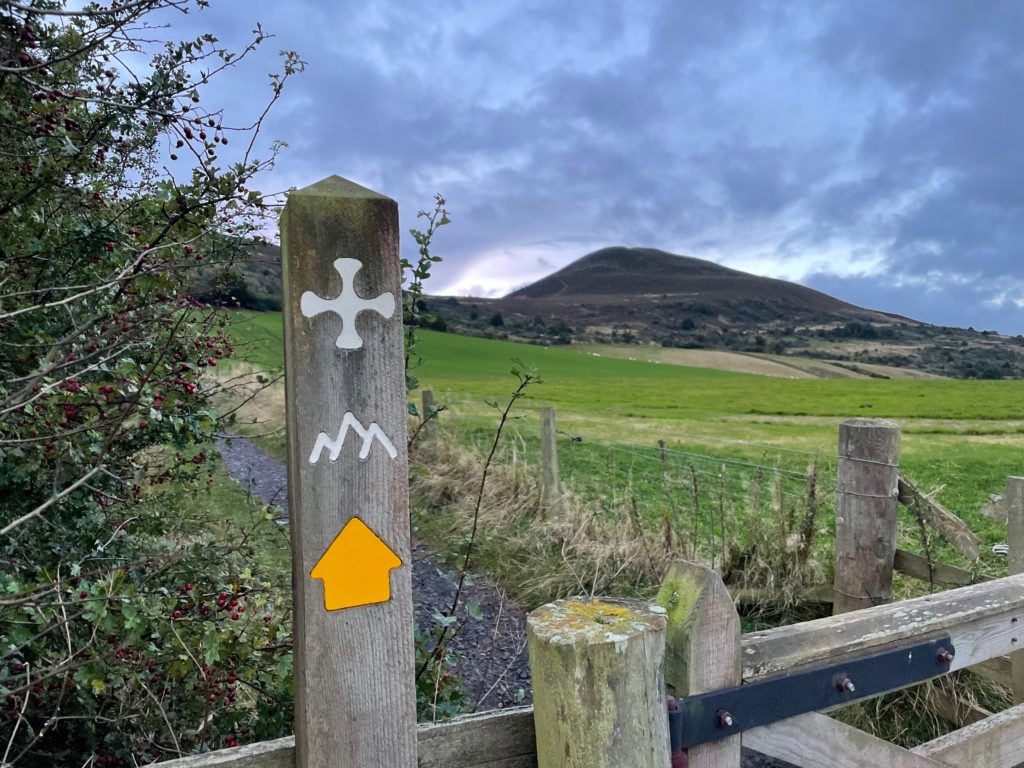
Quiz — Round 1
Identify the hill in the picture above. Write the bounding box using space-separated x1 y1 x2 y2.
206 243 1024 379
422 247 1024 380
189 242 283 312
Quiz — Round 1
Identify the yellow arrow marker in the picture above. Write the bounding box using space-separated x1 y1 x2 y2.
310 517 402 611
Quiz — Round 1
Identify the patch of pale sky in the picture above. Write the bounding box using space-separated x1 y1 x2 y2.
438 240 608 298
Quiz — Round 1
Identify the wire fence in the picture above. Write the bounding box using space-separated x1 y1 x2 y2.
490 414 836 573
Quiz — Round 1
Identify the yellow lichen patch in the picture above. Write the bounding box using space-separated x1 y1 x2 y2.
530 598 659 643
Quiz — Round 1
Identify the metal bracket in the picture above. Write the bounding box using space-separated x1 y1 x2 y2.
670 635 955 749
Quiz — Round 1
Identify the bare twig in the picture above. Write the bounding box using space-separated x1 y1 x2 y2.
2 466 102 536
415 372 536 682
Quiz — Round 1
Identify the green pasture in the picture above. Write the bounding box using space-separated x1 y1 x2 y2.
228 311 1023 564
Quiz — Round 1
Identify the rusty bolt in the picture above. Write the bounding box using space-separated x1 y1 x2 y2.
716 710 735 729
936 648 955 665
837 677 856 693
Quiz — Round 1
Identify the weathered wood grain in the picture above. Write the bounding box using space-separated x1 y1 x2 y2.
1007 476 1024 704
282 176 416 768
898 474 981 560
418 707 537 768
658 561 742 768
968 655 1012 688
894 548 974 587
150 738 295 768
528 598 670 767
744 712 947 768
743 572 1024 681
912 701 1024 768
925 686 992 728
420 388 435 437
834 418 900 613
152 709 540 768
729 582 834 607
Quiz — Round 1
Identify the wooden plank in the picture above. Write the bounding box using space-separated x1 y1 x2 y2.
898 475 981 560
418 708 537 768
658 561 742 767
969 655 1012 688
834 419 900 613
744 712 948 768
729 582 834 606
1008 476 1024 704
527 599 669 767
282 176 416 767
743 573 1024 681
153 708 539 768
149 738 294 768
926 687 992 728
894 548 974 587
912 701 1024 768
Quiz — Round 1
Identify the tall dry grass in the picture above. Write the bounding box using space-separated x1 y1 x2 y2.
410 429 828 615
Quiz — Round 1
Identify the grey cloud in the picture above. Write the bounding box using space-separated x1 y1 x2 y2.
174 1 1024 333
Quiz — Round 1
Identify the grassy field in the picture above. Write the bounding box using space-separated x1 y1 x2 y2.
227 311 1023 573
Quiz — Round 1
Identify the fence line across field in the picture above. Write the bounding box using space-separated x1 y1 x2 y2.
512 418 830 478
501 424 832 515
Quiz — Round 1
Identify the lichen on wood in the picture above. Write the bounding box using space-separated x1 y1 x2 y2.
527 597 670 767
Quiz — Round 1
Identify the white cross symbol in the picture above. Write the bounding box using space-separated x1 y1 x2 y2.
300 258 396 350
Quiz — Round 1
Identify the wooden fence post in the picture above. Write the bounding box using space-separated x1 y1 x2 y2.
421 388 434 436
281 176 416 767
833 418 901 614
657 561 742 768
1008 476 1024 704
540 407 562 513
527 598 670 767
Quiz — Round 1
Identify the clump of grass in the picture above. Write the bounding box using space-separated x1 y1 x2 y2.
411 433 675 607
834 671 1012 748
719 460 830 621
410 429 829 616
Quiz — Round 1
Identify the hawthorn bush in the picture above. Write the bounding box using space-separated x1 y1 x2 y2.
0 1 301 763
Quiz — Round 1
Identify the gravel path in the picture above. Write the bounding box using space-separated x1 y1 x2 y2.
216 434 793 767
215 434 532 711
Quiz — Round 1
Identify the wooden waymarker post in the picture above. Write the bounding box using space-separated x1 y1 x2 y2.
281 176 416 767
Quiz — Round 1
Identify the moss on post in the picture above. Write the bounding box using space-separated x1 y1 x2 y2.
657 561 742 768
527 598 670 768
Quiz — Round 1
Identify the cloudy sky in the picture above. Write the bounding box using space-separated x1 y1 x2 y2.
176 1 1024 334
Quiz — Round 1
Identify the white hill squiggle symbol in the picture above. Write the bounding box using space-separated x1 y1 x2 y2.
309 412 398 464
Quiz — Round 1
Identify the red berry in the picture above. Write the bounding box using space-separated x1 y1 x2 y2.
230 613 239 621
172 610 181 619
80 591 88 599
138 420 148 429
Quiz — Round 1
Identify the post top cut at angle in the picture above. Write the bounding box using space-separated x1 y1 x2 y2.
310 517 402 611
287 174 394 200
